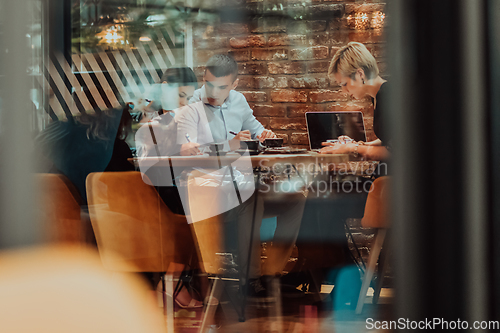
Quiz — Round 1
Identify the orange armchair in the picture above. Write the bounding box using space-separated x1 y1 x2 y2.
86 171 197 331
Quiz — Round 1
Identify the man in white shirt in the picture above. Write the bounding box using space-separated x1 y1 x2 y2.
176 54 276 155
174 55 305 297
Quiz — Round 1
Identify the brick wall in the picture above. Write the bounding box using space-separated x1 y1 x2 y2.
192 0 389 283
192 0 387 149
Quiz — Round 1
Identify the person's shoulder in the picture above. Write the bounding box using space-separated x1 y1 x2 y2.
174 102 204 119
228 90 250 108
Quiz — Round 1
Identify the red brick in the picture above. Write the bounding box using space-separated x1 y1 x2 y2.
194 50 216 66
276 133 289 144
254 76 288 89
348 30 385 44
269 118 307 131
372 44 386 58
307 61 330 73
288 20 327 33
365 129 376 141
309 89 349 103
290 46 329 60
363 116 374 131
193 22 214 38
194 37 228 49
309 4 344 18
312 31 347 46
324 101 374 115
251 49 288 61
330 46 341 57
253 104 286 117
250 17 287 33
328 17 346 31
228 50 250 62
287 104 324 118
345 3 385 14
291 132 309 145
237 76 287 89
268 62 306 75
256 116 270 128
229 35 266 49
237 77 253 89
216 23 249 35
240 91 267 102
270 90 308 103
289 76 329 89
267 34 308 47
377 60 387 74
238 63 267 75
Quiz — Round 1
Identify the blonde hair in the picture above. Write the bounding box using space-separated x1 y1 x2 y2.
328 42 379 80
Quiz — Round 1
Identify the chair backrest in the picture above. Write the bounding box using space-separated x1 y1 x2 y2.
86 171 195 272
361 176 391 229
36 173 83 244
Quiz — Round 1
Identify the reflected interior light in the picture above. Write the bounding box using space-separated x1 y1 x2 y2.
371 11 386 29
347 11 385 30
96 25 124 45
354 12 370 30
139 36 151 42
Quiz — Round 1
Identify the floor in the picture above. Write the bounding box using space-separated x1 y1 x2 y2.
171 281 394 333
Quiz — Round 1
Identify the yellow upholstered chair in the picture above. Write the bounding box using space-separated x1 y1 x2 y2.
356 176 391 314
36 173 84 244
86 171 197 331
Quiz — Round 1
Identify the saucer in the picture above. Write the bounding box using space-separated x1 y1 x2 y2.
235 149 260 156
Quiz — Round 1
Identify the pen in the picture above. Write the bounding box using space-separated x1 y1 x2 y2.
229 131 238 136
185 133 191 143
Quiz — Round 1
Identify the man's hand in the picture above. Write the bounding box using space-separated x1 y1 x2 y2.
257 129 276 142
229 130 251 150
233 130 252 141
180 142 201 156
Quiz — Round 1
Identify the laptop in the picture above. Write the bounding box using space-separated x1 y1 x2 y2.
306 111 367 149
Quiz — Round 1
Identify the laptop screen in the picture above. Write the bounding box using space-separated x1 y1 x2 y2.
306 111 367 149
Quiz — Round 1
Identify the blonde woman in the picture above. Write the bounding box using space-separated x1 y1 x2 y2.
320 42 390 162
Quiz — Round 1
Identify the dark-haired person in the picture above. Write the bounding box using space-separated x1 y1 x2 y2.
176 54 276 156
134 66 207 309
174 54 305 297
136 66 200 158
35 106 132 204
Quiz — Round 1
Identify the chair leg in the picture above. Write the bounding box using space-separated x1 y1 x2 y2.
199 277 224 333
162 273 175 333
372 240 390 305
355 229 386 314
268 276 283 333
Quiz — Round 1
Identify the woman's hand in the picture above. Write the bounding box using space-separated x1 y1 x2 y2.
337 135 354 144
319 142 355 154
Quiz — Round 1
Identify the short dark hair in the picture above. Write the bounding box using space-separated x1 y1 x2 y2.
205 54 238 80
160 66 198 88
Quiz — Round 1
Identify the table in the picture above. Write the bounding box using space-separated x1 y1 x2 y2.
128 151 376 320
